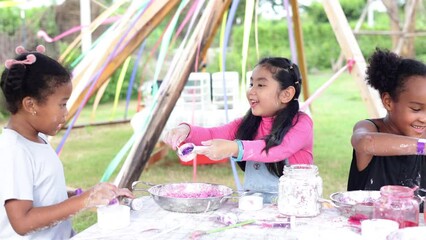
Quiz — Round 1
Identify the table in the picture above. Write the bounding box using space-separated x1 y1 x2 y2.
71 196 366 240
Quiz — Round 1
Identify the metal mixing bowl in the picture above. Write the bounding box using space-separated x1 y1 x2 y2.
330 190 380 218
132 181 233 213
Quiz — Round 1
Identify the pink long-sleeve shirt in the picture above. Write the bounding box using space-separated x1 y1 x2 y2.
186 112 313 164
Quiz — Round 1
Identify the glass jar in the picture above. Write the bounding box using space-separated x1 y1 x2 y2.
373 185 419 228
278 164 323 217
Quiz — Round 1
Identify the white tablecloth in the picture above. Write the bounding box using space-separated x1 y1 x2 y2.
71 196 367 240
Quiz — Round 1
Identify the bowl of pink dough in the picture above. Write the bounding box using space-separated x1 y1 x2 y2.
132 181 234 213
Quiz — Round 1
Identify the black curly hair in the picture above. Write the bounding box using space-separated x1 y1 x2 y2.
0 51 71 114
366 48 426 101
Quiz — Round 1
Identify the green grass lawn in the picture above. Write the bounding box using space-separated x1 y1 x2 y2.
308 72 369 194
0 70 370 232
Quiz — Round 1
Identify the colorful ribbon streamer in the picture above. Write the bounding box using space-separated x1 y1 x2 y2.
91 78 111 122
110 57 131 120
102 0 198 182
283 0 298 63
254 0 259 60
221 0 243 191
0 1 22 8
59 0 129 63
37 16 121 43
124 41 146 119
241 0 255 98
151 0 190 95
56 0 151 156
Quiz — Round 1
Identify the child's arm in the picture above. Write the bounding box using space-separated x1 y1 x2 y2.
197 114 314 163
185 118 242 143
194 139 239 160
351 119 420 171
5 183 133 236
5 196 84 235
243 114 313 164
162 119 241 150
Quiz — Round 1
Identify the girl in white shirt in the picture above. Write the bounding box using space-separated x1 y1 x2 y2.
0 46 133 239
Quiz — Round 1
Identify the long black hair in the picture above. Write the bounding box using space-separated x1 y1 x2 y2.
235 57 302 177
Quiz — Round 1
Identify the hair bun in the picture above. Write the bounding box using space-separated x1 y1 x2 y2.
4 59 14 69
15 46 26 55
26 54 36 63
36 45 46 53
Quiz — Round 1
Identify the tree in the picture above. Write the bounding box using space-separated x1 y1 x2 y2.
382 0 419 57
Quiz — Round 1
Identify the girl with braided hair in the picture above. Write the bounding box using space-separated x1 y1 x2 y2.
0 46 133 239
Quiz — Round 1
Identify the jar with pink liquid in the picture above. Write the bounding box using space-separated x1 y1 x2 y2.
373 185 419 228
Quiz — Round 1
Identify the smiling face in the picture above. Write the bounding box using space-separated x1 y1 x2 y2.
31 81 72 136
247 65 295 117
383 75 426 138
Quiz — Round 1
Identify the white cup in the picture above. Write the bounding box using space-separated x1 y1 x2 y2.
239 194 264 211
97 205 130 230
361 219 399 240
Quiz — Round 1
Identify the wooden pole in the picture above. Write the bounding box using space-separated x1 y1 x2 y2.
322 0 384 118
382 0 401 49
66 0 180 122
394 0 418 56
333 0 370 71
116 0 232 189
59 0 129 63
354 30 426 37
290 0 309 101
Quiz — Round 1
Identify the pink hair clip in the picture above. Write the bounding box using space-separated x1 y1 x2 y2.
15 45 45 54
4 45 46 69
4 55 36 69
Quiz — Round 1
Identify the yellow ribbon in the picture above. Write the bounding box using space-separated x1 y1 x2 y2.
0 1 22 8
219 9 228 72
91 78 111 122
241 0 255 98
110 57 131 120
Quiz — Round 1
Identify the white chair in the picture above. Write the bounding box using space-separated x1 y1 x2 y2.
211 71 239 110
178 72 211 111
166 72 212 128
206 71 243 126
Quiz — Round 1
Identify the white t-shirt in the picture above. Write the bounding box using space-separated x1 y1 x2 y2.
0 128 72 239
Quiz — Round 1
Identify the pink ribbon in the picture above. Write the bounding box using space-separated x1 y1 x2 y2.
37 16 121 43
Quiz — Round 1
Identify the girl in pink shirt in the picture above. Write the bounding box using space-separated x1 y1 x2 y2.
163 57 313 202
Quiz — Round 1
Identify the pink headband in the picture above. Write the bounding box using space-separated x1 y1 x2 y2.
4 45 46 69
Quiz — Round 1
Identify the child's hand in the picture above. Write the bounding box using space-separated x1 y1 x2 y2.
162 124 190 150
83 183 134 208
195 139 238 160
